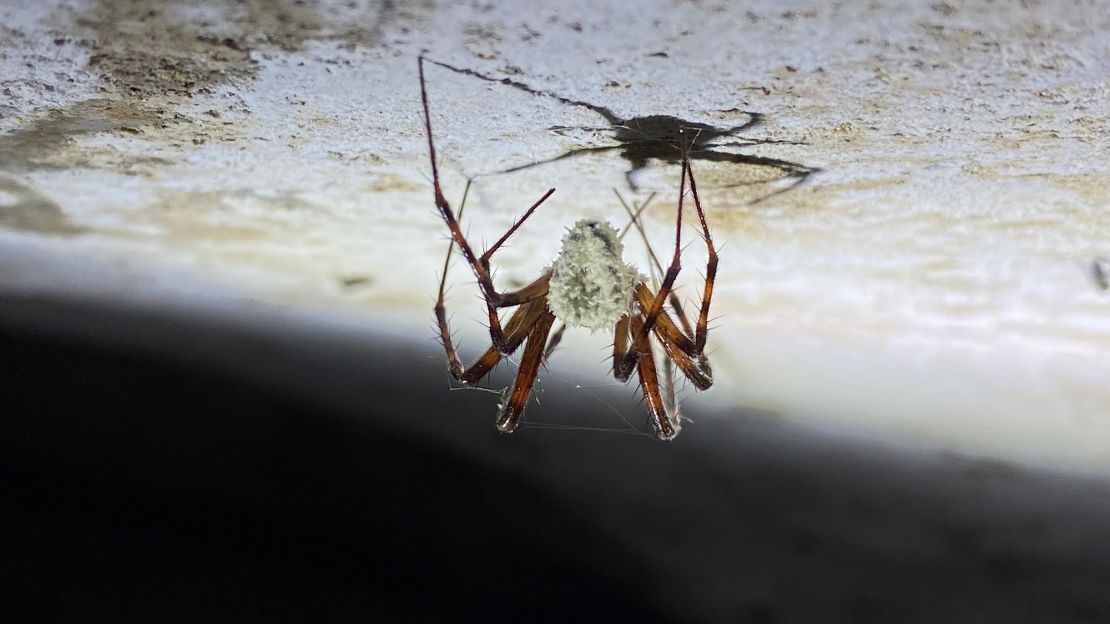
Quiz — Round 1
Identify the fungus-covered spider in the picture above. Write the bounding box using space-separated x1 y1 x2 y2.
421 57 715 440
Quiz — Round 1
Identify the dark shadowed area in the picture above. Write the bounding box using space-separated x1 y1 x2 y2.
4 293 1110 624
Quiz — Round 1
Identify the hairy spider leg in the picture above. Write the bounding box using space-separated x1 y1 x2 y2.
420 55 555 352
432 172 553 382
683 150 719 355
620 192 681 421
611 191 708 438
543 324 566 361
437 285 550 384
629 312 677 440
628 192 684 422
633 284 712 390
625 154 715 387
497 309 557 432
614 154 715 391
615 143 689 381
614 189 697 339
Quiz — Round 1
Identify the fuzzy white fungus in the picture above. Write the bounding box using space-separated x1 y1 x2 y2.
547 219 640 331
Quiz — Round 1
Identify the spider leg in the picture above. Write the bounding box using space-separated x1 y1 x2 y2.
620 164 715 389
661 348 680 425
683 152 719 354
496 308 557 433
543 323 566 361
614 189 698 339
630 313 678 440
619 145 688 378
436 182 551 380
632 283 712 389
420 55 555 351
437 293 548 384
433 176 474 380
612 314 632 381
483 272 552 354
614 190 657 241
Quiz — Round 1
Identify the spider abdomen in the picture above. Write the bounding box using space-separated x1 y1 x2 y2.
547 220 639 331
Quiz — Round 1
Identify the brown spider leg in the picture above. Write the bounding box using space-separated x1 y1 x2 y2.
436 245 549 379
543 323 566 361
614 192 683 415
614 189 697 338
635 146 687 337
683 149 719 354
455 296 550 385
622 151 717 363
483 270 552 354
419 56 555 351
434 178 473 380
634 283 712 390
612 314 632 381
616 148 689 379
620 196 713 389
496 308 557 433
615 191 656 241
629 313 677 440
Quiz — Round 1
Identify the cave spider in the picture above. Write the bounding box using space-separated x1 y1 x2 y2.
421 56 715 440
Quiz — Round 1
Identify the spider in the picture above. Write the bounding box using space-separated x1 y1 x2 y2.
422 57 817 197
420 56 715 440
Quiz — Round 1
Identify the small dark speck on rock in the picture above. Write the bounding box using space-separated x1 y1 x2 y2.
340 275 373 289
1091 257 1110 290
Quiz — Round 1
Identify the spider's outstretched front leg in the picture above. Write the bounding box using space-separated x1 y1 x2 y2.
420 55 554 352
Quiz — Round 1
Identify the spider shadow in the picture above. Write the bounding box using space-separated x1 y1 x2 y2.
424 59 819 201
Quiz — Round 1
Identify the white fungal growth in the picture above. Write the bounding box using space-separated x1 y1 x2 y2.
547 219 640 331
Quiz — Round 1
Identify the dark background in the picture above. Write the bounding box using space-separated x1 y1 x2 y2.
4 293 1110 623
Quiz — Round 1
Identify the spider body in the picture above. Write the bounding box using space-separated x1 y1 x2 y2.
421 57 716 440
547 220 640 331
